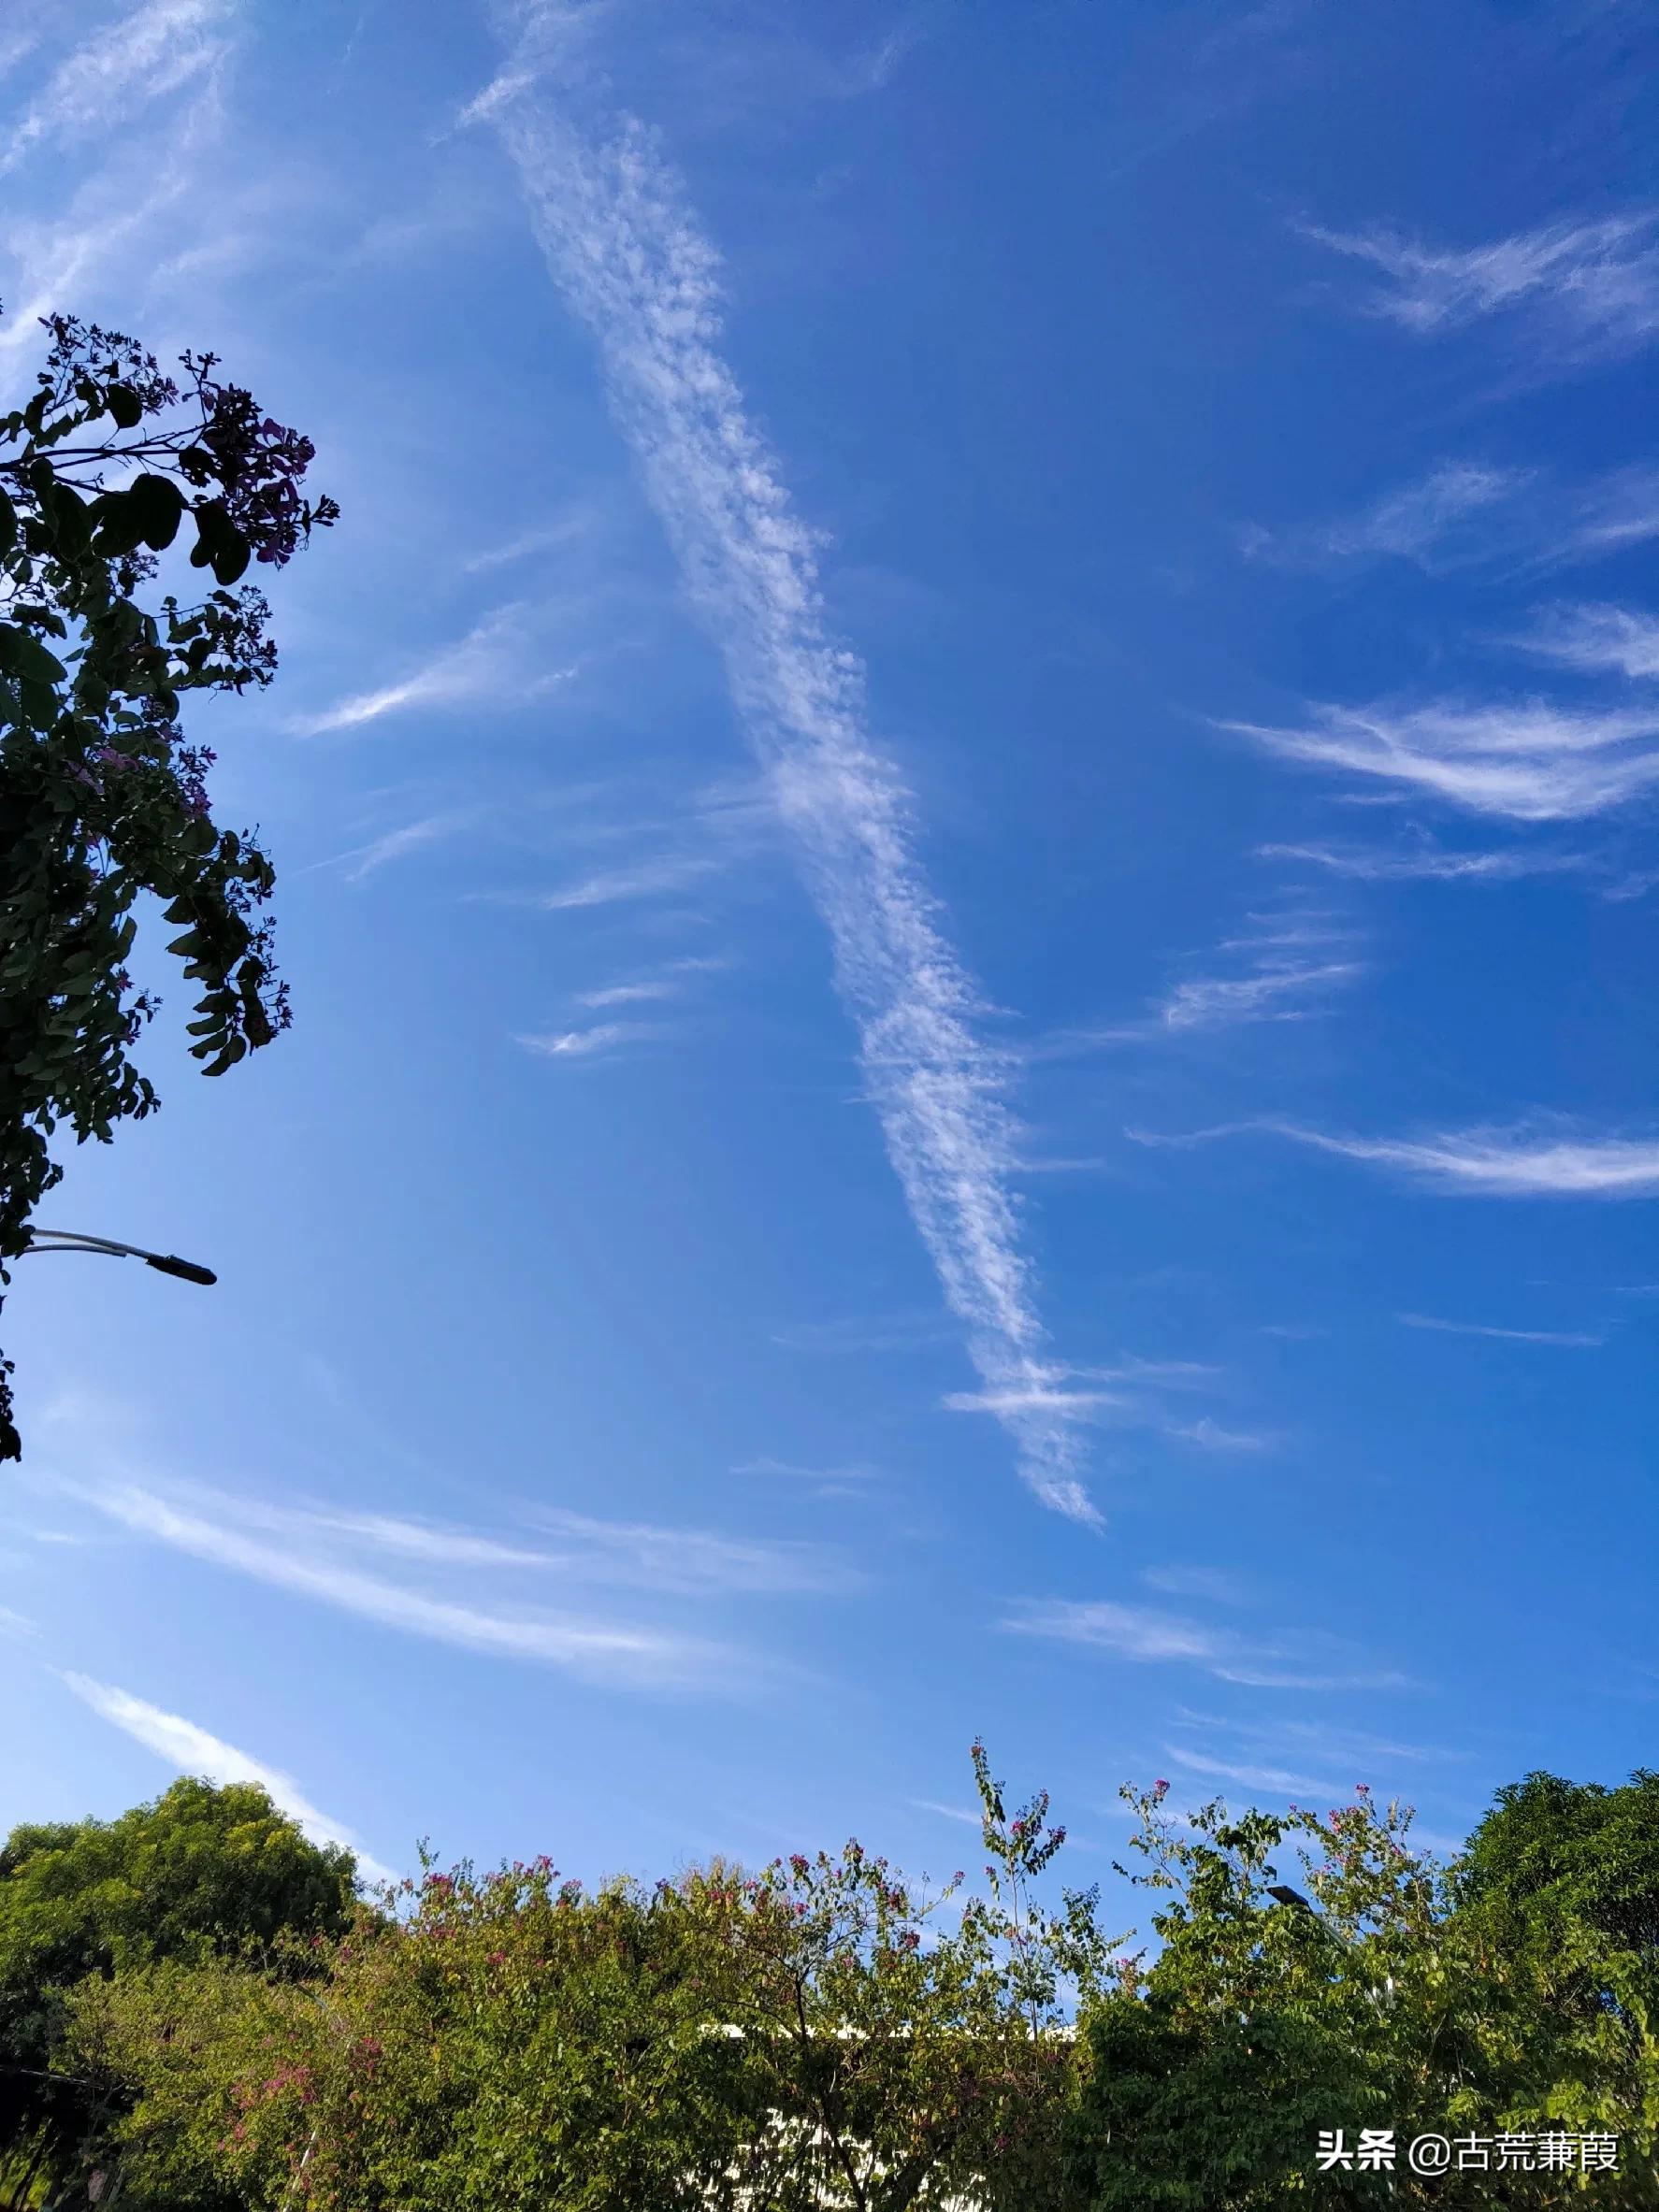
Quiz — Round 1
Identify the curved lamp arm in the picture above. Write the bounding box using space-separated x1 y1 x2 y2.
21 1228 217 1286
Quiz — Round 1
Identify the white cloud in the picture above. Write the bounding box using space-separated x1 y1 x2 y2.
1166 1416 1271 1452
1166 1746 1344 1800
1260 840 1580 883
0 138 198 373
1141 1564 1248 1604
1571 468 1659 558
1206 1716 1459 1770
734 1457 879 1488
75 1481 737 1688
1161 958 1361 1031
942 1384 1129 1418
1245 461 1527 569
1398 1312 1604 1347
61 1672 396 1885
1306 212 1659 357
1 0 231 176
538 855 720 910
1209 1664 1410 1691
1246 460 1659 578
144 1486 855 1597
1003 1599 1223 1663
1003 1602 1406 1691
575 979 682 1006
1513 604 1659 682
1130 1118 1659 1198
516 1019 659 1058
528 1506 860 1596
1222 698 1659 821
461 511 595 572
769 1312 954 1355
224 1502 552 1570
1289 1125 1659 1198
333 812 473 883
293 607 576 735
908 1797 983 1828
490 76 1099 1520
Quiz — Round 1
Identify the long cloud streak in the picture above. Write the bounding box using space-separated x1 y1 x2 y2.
484 36 1094 1519
62 1672 396 1885
1130 1119 1659 1198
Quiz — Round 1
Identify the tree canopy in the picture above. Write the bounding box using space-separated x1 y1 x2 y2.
4 1758 1658 2208
0 1776 356 2204
0 307 335 1459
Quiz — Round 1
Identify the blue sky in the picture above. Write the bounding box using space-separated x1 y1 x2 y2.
3 0 1657 1910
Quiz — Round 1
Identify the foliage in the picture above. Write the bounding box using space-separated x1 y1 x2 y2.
1065 1777 1659 2208
1460 1769 1659 1961
56 1749 1108 2212
7 1757 1659 2209
0 1777 357 2205
0 307 336 1459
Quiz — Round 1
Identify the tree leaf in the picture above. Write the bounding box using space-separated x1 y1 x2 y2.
104 382 144 430
0 624 66 685
128 473 186 553
209 533 251 586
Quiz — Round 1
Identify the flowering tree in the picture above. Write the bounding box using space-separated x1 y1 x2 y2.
0 307 336 1458
39 1760 1659 2209
673 1743 1118 2210
63 1747 1113 2211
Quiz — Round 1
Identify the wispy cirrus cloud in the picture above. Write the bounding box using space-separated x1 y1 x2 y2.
1166 1745 1346 1800
1260 839 1582 883
516 1018 661 1059
1398 1312 1604 1347
1002 1597 1403 1691
1163 1711 1471 1828
1 0 231 176
170 1486 856 1597
1242 461 1529 571
942 1357 1233 1448
1221 697 1659 821
1306 211 1659 359
0 123 205 374
59 1477 780 1690
61 1672 395 1884
538 855 721 910
770 1311 955 1356
484 51 1099 1520
527 1505 861 1596
908 1796 982 1828
293 606 577 736
1569 468 1659 561
1067 909 1363 1041
733 1457 880 1501
575 978 682 1007
1512 603 1659 682
461 509 596 572
1141 1564 1249 1604
1160 955 1362 1032
1246 460 1659 579
943 1382 1128 1418
1129 1118 1659 1199
325 811 476 883
1166 1416 1272 1453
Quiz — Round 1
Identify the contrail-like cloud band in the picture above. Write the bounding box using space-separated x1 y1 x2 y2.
483 30 1094 1521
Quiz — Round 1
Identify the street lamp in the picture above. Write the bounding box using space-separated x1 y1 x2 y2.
19 1228 217 1286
